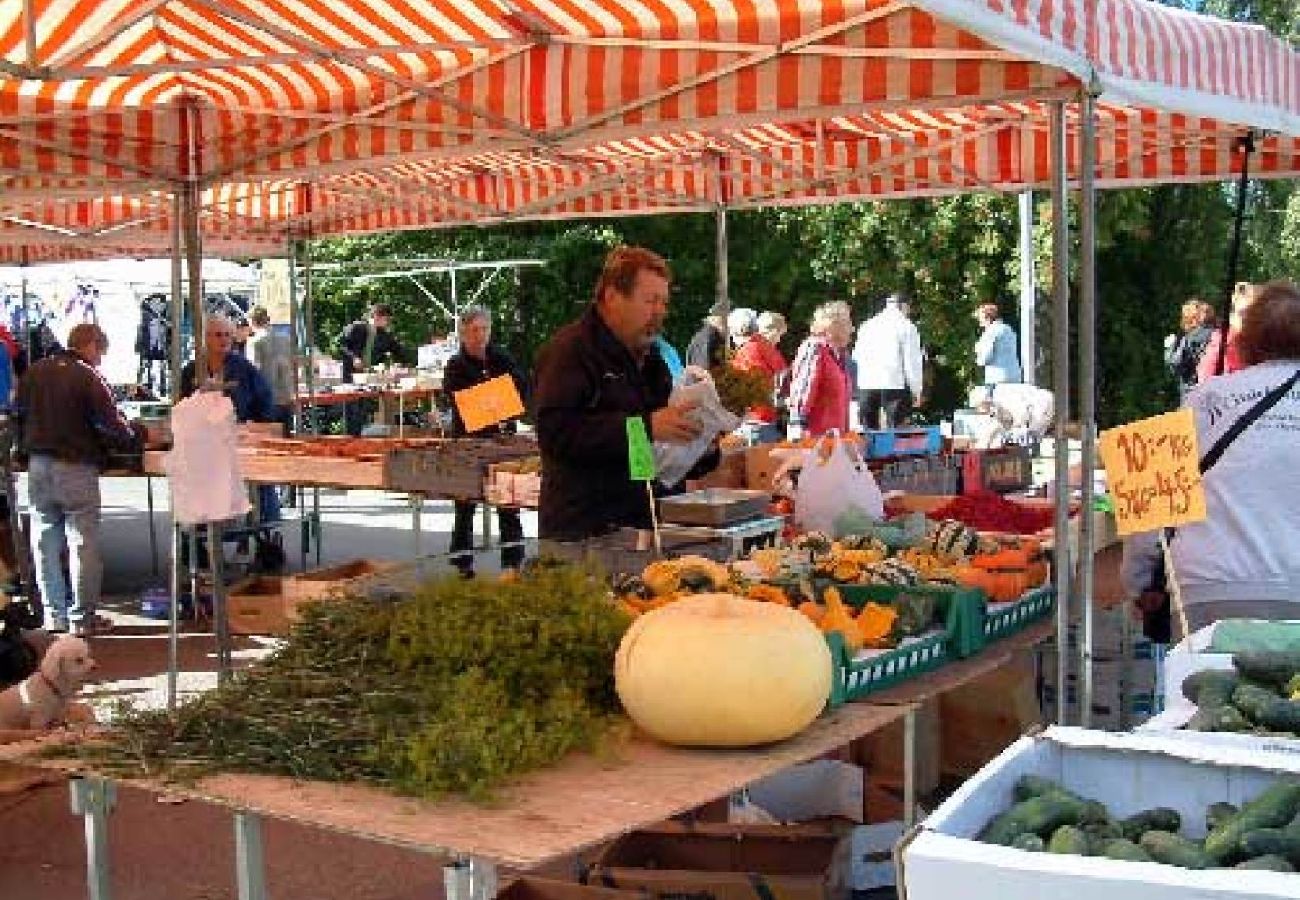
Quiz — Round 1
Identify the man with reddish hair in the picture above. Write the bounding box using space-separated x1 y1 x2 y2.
533 245 716 541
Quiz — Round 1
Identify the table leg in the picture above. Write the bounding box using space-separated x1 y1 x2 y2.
313 487 322 565
903 705 918 827
70 776 116 900
300 493 309 572
444 860 472 900
167 524 182 711
208 522 232 684
234 811 268 900
411 494 423 559
146 475 159 577
469 857 498 900
480 503 490 552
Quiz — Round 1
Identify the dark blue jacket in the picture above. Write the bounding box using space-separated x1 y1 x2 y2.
180 353 274 423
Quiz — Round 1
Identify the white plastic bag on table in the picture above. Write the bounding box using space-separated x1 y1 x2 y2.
165 391 251 525
793 432 884 534
653 366 742 486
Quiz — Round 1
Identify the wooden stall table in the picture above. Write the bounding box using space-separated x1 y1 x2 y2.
0 702 913 900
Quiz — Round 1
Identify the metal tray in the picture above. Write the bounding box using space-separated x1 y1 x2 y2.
658 488 770 527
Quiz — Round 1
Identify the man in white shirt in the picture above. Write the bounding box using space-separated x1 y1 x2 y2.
852 294 924 430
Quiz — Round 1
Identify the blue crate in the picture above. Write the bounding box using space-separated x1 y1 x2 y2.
862 425 942 459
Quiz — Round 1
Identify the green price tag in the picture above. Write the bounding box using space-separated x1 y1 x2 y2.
626 416 656 481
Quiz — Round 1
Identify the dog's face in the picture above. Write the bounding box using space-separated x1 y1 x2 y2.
40 637 96 691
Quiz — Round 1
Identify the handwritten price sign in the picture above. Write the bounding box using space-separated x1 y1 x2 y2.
453 375 525 434
1098 408 1207 536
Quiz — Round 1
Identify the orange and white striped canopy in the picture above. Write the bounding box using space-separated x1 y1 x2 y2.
0 0 1296 260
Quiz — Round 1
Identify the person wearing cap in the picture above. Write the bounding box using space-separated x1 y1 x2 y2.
729 307 788 444
685 302 727 370
852 294 924 430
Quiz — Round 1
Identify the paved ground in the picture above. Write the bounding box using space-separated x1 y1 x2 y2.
1 476 537 900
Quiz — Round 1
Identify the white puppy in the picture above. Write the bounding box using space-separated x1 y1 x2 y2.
0 636 97 731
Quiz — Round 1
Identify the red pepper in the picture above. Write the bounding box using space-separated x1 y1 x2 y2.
926 491 1054 534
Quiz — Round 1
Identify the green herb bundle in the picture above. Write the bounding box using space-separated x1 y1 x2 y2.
68 564 630 801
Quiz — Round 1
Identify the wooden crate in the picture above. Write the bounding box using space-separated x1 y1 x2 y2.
283 559 399 606
227 576 290 636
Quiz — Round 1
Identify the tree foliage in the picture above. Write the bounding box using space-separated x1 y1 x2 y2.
309 0 1295 429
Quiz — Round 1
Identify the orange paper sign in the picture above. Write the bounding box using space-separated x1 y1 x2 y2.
453 375 525 434
1098 408 1207 536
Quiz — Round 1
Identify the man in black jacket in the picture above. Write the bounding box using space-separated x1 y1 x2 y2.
337 303 405 436
443 307 529 576
533 246 715 541
14 324 142 634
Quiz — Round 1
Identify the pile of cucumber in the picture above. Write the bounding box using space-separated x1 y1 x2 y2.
978 774 1300 872
1182 651 1300 734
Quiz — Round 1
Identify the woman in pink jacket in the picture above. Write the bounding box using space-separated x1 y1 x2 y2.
787 301 853 438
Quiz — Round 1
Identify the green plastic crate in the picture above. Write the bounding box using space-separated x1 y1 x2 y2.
835 582 987 658
825 628 951 707
983 586 1056 642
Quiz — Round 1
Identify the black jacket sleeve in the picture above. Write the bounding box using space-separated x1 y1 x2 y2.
441 354 472 436
534 343 645 465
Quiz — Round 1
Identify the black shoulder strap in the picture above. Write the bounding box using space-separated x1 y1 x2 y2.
1200 368 1300 475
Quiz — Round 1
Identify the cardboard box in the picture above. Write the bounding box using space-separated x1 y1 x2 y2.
497 878 642 900
690 449 747 491
586 822 847 900
901 726 1300 900
226 575 290 635
283 559 398 605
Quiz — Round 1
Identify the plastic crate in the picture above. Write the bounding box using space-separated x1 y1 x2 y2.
825 628 951 707
983 586 1056 642
862 426 942 459
836 582 986 658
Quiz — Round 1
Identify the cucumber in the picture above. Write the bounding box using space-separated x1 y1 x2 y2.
1239 827 1300 864
1207 802 1239 833
1235 854 1296 872
1138 831 1212 869
1231 684 1300 734
1081 817 1124 844
1010 833 1046 852
1182 670 1241 707
1013 775 1078 803
1204 781 1300 863
980 793 1088 845
1186 705 1252 732
1120 808 1182 842
1234 651 1300 688
1099 839 1153 862
1048 825 1091 856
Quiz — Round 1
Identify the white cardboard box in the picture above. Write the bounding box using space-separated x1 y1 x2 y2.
900 726 1300 900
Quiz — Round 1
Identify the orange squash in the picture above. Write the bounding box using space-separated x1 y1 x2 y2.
820 587 862 652
856 602 898 649
798 600 824 624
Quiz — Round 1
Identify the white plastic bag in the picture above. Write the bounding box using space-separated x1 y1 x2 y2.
794 432 884 534
165 392 251 525
653 367 741 486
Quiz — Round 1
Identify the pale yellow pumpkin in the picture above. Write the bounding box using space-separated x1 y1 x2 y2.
614 593 832 747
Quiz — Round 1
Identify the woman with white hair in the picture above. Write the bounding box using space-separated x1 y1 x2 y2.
758 311 788 346
729 307 788 443
787 301 853 439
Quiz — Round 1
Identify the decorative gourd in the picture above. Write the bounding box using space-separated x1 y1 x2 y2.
614 593 833 747
894 592 937 637
930 519 979 557
642 560 681 597
857 602 898 648
820 587 862 652
864 559 920 587
747 584 792 607
798 600 824 624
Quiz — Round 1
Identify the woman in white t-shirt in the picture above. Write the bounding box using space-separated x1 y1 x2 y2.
1123 280 1300 637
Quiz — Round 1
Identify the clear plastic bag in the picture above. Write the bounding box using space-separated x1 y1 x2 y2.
653 367 742 486
794 432 884 534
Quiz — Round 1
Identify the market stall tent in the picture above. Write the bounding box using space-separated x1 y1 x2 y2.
0 0 1297 258
1 0 1296 722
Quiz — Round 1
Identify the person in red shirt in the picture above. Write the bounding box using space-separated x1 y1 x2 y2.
1198 282 1258 383
728 308 788 443
787 301 853 439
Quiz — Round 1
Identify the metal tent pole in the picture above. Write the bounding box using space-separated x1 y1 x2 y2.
1049 100 1073 725
1212 133 1256 378
167 189 184 710
18 248 31 365
1077 87 1099 727
1018 191 1037 385
287 241 304 435
714 155 730 343
301 237 318 434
